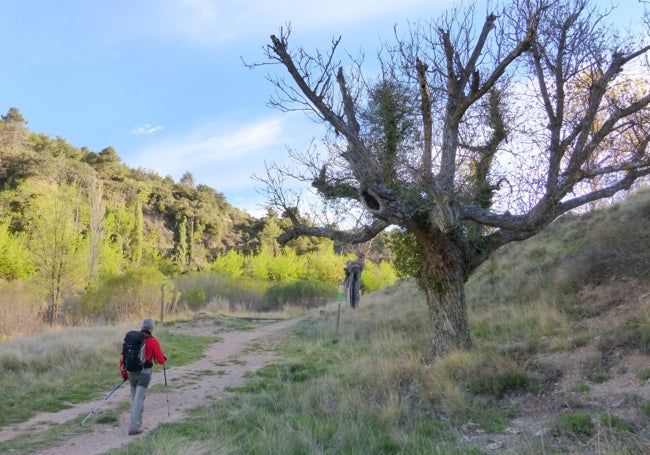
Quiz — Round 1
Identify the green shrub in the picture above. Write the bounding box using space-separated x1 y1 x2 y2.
556 412 594 437
571 382 590 394
183 286 207 311
361 260 398 292
444 354 533 399
171 271 228 312
212 249 245 277
466 359 532 398
597 413 634 432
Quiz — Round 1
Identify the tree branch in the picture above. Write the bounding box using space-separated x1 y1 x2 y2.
277 218 390 245
416 58 433 180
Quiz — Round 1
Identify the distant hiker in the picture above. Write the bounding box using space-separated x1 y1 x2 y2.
119 318 167 436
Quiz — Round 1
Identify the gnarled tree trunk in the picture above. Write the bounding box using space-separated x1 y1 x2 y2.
414 226 470 355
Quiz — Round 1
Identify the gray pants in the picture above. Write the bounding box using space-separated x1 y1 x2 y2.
127 368 152 433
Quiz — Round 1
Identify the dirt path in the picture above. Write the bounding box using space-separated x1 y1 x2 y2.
0 317 300 455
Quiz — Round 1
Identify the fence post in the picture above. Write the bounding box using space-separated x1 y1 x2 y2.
336 279 344 333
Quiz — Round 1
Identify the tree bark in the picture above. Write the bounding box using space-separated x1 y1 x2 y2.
413 226 471 355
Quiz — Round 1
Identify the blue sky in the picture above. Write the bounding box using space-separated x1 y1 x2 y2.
1 1 645 216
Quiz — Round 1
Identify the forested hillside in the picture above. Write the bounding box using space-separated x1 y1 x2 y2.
0 107 397 334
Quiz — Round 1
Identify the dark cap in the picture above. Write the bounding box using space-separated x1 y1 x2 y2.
141 318 155 330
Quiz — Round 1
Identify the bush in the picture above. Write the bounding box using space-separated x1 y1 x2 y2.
171 271 229 312
265 280 335 311
555 412 594 437
597 413 634 432
440 353 534 399
76 266 165 322
218 276 268 311
465 358 533 398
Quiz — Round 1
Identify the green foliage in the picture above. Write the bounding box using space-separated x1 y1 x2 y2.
212 249 245 277
301 245 350 283
173 216 188 269
129 199 144 263
388 228 422 279
264 247 303 281
555 412 594 437
97 236 125 278
25 181 90 324
0 221 35 280
361 260 398 292
182 286 207 311
360 80 415 187
247 245 273 281
597 413 634 433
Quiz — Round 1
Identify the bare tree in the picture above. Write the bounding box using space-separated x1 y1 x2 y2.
253 0 650 355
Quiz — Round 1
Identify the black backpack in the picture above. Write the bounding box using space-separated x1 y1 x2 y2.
122 330 147 372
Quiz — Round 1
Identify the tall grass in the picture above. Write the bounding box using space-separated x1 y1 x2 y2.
0 324 128 426
0 280 45 338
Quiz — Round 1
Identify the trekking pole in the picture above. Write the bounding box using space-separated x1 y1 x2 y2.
163 363 170 416
81 378 127 425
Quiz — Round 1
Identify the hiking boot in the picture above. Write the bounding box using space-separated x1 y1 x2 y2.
128 429 143 435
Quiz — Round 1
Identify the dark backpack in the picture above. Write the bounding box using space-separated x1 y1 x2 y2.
122 330 147 372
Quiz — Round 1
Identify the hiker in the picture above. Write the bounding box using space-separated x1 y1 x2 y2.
119 318 167 435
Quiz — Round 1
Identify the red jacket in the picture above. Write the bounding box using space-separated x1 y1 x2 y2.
119 332 166 379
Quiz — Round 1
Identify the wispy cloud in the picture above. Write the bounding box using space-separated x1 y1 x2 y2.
127 114 309 188
130 124 163 135
137 0 439 47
